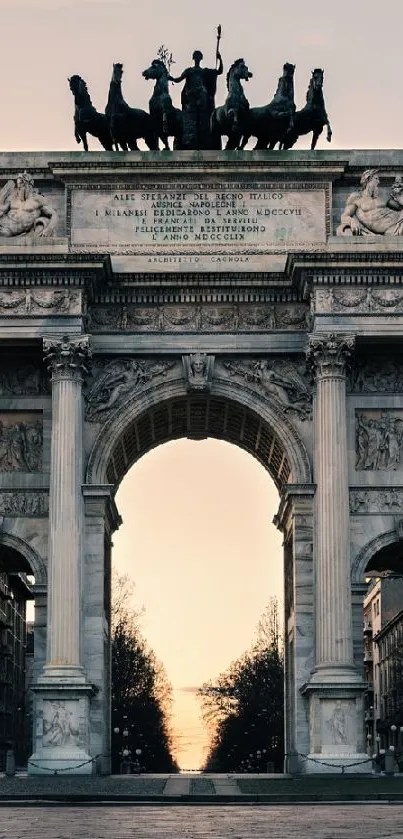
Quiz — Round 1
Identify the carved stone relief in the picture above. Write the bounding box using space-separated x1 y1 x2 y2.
85 358 178 420
0 362 49 395
0 289 81 316
183 353 214 392
321 699 356 751
219 358 312 420
336 170 403 236
87 303 310 333
314 287 403 314
42 700 79 748
348 358 403 393
356 411 403 471
0 173 58 239
0 414 42 472
0 492 49 516
350 488 403 514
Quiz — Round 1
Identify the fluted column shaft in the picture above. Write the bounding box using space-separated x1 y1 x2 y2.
308 334 356 676
43 336 91 675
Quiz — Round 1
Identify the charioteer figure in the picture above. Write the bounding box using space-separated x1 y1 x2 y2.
170 27 223 150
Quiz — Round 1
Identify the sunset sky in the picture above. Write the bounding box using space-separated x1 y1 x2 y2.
7 0 403 769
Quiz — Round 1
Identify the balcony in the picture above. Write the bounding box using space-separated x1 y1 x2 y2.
364 622 373 636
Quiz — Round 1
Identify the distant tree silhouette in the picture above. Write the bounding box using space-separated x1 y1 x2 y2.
199 598 284 772
111 570 179 773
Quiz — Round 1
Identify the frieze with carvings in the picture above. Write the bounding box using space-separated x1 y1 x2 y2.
348 358 403 393
84 358 178 421
350 489 403 514
219 358 312 420
356 411 403 471
0 289 81 316
314 288 403 314
0 414 42 473
0 492 49 516
0 362 49 396
88 303 310 333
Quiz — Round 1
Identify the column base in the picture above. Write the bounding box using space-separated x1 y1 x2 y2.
29 678 95 776
308 663 365 688
304 752 372 774
28 749 94 776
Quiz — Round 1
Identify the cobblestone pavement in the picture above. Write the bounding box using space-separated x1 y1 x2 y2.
1 805 403 839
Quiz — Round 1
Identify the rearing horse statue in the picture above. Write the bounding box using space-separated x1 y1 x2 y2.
240 62 296 150
105 63 158 151
142 59 183 150
68 75 113 151
211 58 253 150
281 68 332 150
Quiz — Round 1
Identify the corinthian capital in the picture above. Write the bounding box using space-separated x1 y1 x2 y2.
306 333 355 378
43 335 91 379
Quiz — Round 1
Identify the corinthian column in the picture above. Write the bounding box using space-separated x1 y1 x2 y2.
42 335 91 680
307 333 361 683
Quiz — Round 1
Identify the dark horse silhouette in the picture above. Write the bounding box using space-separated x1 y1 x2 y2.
142 59 183 150
281 68 332 150
240 63 295 150
211 58 253 150
105 63 158 151
68 75 113 151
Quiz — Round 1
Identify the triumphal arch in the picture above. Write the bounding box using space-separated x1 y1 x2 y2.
0 150 402 774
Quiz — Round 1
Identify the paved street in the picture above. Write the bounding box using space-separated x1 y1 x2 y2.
1 804 403 839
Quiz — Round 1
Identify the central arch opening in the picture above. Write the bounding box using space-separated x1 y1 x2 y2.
104 394 291 770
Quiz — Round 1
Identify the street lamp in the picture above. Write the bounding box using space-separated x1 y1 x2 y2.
390 724 397 751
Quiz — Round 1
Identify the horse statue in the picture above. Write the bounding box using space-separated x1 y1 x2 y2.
142 59 183 150
240 62 296 150
281 68 332 150
68 75 113 151
105 63 158 151
210 58 253 150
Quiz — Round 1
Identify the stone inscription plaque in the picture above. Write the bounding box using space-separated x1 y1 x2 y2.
71 184 327 251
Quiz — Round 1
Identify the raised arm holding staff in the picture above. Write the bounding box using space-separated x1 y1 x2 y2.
170 27 223 149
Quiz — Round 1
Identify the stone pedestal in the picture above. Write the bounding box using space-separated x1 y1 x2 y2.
29 336 94 775
304 334 368 773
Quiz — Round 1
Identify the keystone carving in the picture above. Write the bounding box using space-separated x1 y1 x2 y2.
221 358 312 420
182 353 214 392
85 357 177 420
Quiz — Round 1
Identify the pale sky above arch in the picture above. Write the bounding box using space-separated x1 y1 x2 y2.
1 0 403 151
10 0 401 768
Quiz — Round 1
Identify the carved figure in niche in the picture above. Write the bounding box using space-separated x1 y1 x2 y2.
0 173 57 238
170 43 223 150
327 701 348 746
43 701 79 748
85 358 175 419
0 420 42 473
356 413 403 470
183 353 214 392
337 170 403 236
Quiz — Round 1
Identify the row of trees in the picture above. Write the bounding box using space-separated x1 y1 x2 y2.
111 571 178 773
199 598 284 772
111 572 284 773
